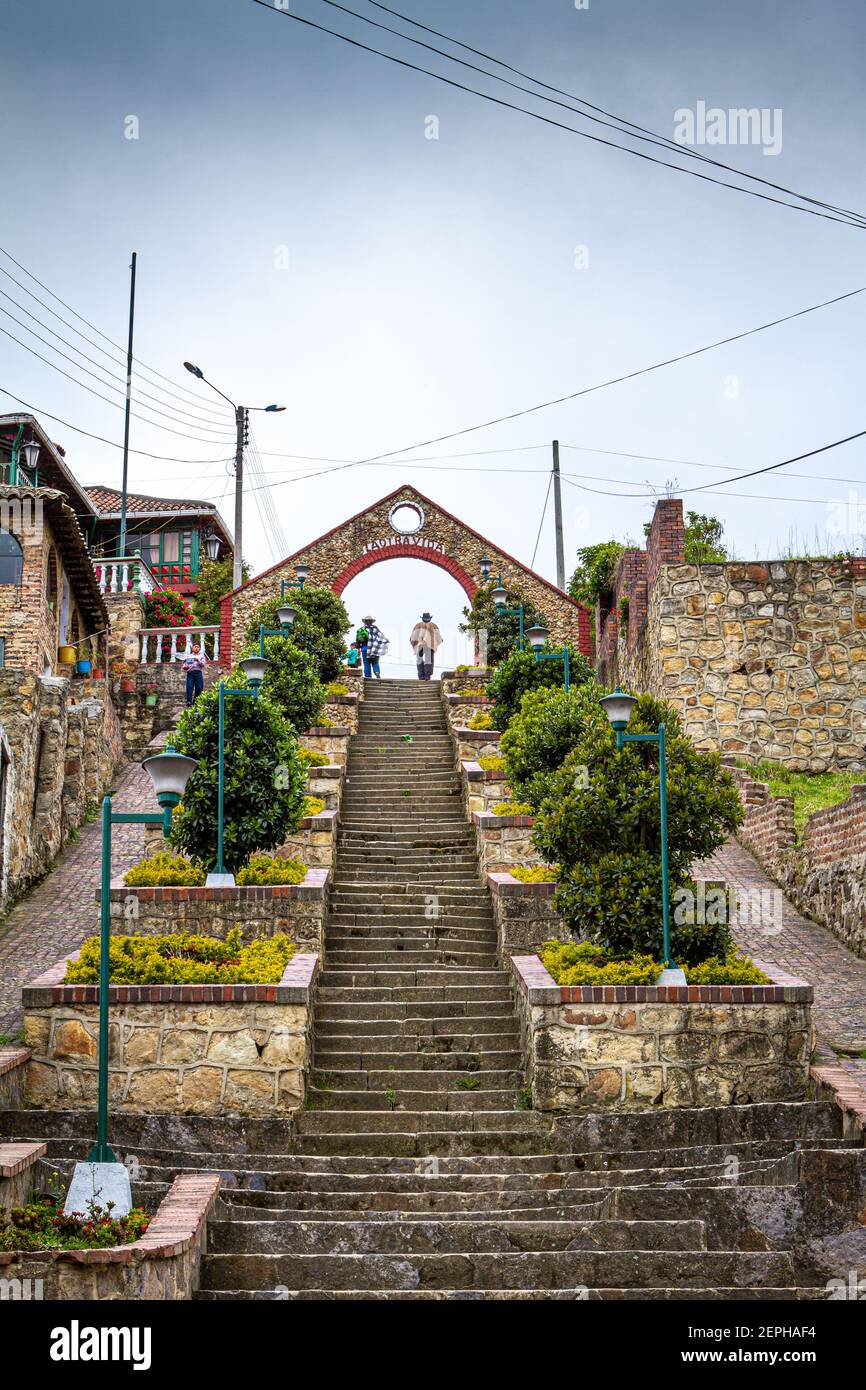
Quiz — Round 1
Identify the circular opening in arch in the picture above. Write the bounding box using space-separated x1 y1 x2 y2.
388 502 425 535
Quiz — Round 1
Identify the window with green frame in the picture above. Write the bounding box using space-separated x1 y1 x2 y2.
128 529 200 580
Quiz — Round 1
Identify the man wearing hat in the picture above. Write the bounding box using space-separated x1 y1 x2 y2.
357 615 389 679
410 612 443 681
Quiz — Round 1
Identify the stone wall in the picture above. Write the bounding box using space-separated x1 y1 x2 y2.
222 484 590 665
512 955 814 1112
300 728 351 767
0 1172 220 1300
599 499 866 771
0 671 122 905
104 871 329 952
488 873 566 955
452 727 502 763
732 766 866 960
0 1048 28 1109
471 810 544 874
22 953 319 1116
460 760 510 816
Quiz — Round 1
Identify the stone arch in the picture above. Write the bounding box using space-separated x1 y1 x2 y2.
333 543 478 603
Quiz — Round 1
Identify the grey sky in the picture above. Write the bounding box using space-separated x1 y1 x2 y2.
1 0 864 664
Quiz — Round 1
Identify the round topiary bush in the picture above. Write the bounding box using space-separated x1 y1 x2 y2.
460 585 548 666
239 633 325 733
169 678 307 875
500 682 607 810
246 590 348 683
235 853 307 886
487 645 592 729
532 692 743 965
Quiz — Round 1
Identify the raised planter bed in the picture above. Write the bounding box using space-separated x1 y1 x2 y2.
301 726 351 767
0 1046 30 1108
280 808 337 869
306 762 345 812
324 692 360 733
102 868 329 951
470 808 544 874
487 871 565 955
0 1171 220 1300
444 693 492 732
452 726 502 762
461 758 510 815
21 953 319 1117
441 668 491 697
0 1141 45 1213
511 954 814 1113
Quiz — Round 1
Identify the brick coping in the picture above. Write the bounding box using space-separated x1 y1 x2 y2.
510 953 813 1006
0 1141 46 1178
0 1045 31 1077
304 725 350 737
106 867 330 900
446 693 491 703
472 811 534 828
461 760 506 782
324 692 359 705
0 1171 220 1267
299 810 336 831
811 1064 866 1139
453 727 502 742
307 764 342 778
24 951 320 1008
488 871 556 897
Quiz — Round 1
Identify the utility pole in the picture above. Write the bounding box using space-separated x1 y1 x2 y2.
552 438 565 590
233 406 247 591
118 251 137 557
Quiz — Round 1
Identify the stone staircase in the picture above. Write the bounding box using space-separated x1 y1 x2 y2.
3 677 864 1299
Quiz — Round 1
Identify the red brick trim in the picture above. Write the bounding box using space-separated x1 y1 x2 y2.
24 952 320 1008
510 952 812 1005
332 543 479 601
104 867 329 901
0 1046 30 1077
488 871 557 897
811 1064 866 1139
472 811 534 828
0 1142 46 1178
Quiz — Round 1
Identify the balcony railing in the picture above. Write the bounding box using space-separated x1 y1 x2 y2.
93 556 158 596
139 625 220 663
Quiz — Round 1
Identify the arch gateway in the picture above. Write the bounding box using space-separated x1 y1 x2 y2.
220 484 590 666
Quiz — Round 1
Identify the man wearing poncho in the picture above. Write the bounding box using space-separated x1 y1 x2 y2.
410 612 443 681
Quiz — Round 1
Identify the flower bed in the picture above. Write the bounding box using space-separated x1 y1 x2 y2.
22 953 319 1116
511 953 813 1113
65 928 297 986
0 1171 220 1300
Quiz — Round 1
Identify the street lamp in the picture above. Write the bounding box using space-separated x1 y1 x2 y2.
66 744 197 1216
280 563 309 599
21 437 40 485
203 529 221 562
259 607 295 657
490 575 525 650
183 361 285 590
479 556 492 581
207 661 270 888
598 687 684 984
527 623 571 692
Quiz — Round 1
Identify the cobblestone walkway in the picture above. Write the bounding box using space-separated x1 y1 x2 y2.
697 837 866 1067
0 763 152 1034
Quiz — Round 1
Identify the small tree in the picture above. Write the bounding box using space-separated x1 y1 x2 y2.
291 586 349 641
487 644 592 730
641 511 728 564
532 692 743 964
246 594 345 682
500 681 605 809
239 633 325 733
192 555 250 627
170 678 306 875
460 584 548 666
567 541 625 609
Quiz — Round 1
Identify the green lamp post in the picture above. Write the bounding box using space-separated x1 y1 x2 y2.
280 563 309 600
526 623 570 691
207 656 270 887
65 745 197 1216
258 604 295 657
490 576 525 650
598 687 685 985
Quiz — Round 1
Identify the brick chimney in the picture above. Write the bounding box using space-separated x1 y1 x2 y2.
646 498 685 592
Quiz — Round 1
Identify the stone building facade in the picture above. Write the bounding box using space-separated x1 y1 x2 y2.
597 499 866 770
221 484 590 666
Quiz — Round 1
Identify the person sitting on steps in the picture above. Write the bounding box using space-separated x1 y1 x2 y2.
410 611 443 681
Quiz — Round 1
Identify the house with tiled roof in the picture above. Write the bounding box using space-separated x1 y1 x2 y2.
85 485 233 594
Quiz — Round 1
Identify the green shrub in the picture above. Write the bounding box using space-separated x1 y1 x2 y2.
460 688 488 698
0 1197 150 1252
299 748 329 769
685 953 769 985
245 590 348 682
541 940 659 986
236 854 307 886
567 541 626 609
493 801 533 817
124 852 205 887
170 681 306 875
487 646 592 729
460 585 549 666
510 864 559 882
327 682 349 696
302 795 326 818
239 634 325 733
478 755 505 772
468 711 494 730
500 682 607 809
65 927 296 986
735 758 865 836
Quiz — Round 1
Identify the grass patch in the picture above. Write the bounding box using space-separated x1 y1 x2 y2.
737 759 865 836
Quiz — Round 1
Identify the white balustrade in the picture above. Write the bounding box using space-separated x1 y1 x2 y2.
137 625 220 664
93 556 158 596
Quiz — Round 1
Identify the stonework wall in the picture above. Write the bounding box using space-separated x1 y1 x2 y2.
471 811 544 873
600 500 866 771
488 874 566 956
22 954 319 1116
731 766 866 960
512 955 813 1112
460 760 511 817
0 499 95 676
222 485 589 665
0 671 122 905
300 729 351 767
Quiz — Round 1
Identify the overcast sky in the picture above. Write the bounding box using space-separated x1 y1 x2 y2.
1 0 864 669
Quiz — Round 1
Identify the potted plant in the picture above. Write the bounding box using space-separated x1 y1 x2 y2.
144 681 158 707
113 661 136 695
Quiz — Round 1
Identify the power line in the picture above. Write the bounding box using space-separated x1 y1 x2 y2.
358 0 866 226
530 469 553 569
249 0 866 230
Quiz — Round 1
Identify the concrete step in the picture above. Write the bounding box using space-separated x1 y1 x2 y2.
313 1048 522 1069
314 986 515 1005
313 1015 526 1037
316 969 509 989
310 1069 522 1094
305 1087 521 1112
319 950 499 969
295 1110 542 1135
195 1285 819 1301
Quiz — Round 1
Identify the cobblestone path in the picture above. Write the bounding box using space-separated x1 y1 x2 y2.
698 837 866 1073
0 763 152 1034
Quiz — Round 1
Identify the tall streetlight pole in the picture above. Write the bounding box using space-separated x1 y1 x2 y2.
183 362 285 590
119 252 137 558
552 439 565 591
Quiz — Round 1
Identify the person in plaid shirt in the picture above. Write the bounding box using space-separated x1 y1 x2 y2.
359 615 389 679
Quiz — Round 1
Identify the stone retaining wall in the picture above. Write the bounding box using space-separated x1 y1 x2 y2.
324 693 359 733
452 726 502 763
488 873 566 955
471 810 544 874
307 763 344 812
441 668 491 697
511 954 814 1112
103 870 329 951
0 1141 45 1213
0 1171 220 1299
0 1047 29 1108
300 727 350 767
22 953 319 1116
731 766 866 960
280 809 337 869
460 760 511 816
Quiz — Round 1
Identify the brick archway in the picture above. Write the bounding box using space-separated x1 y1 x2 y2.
332 543 478 602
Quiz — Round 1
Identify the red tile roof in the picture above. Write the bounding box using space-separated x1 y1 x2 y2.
85 486 218 516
